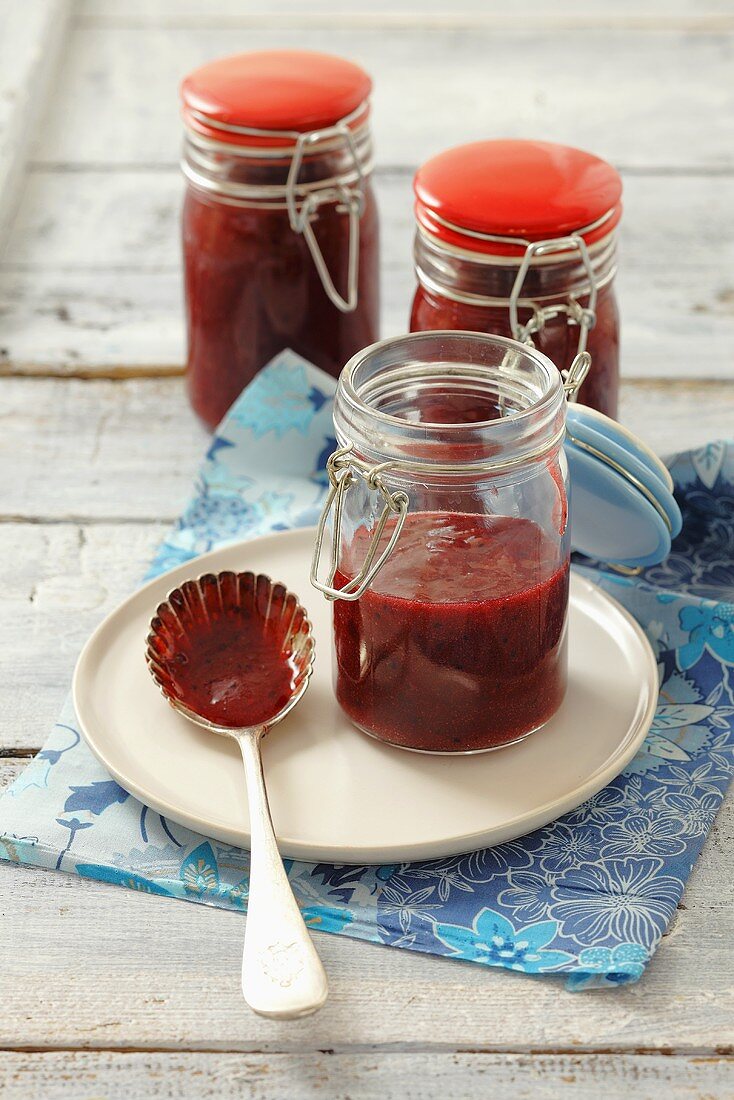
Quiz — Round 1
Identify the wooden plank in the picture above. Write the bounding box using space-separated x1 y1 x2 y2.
16 369 734 512
620 380 734 449
0 0 70 245
0 1049 732 1100
79 0 734 29
0 378 205 522
27 25 734 170
11 167 721 273
2 377 733 527
0 795 732 1053
0 272 186 374
0 760 27 788
0 522 166 749
1 172 733 378
5 262 734 381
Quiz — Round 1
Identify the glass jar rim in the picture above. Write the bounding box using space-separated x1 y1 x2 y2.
340 330 562 428
334 331 566 474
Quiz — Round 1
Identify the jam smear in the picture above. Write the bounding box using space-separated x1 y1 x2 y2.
333 512 569 752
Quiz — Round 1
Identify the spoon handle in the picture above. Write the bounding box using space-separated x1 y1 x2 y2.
237 730 329 1019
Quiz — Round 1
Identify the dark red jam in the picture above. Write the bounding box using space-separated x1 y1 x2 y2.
333 512 569 752
152 603 297 728
183 186 380 429
410 284 619 420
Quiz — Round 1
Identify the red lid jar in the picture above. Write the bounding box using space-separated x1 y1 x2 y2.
410 140 622 418
181 50 380 429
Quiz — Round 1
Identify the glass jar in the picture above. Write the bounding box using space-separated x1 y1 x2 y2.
180 50 380 429
410 140 622 419
312 331 577 754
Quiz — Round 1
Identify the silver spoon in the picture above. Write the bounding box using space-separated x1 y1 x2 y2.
145 570 327 1019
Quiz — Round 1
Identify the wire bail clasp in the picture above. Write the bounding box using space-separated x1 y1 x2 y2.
562 351 592 400
509 235 598 402
286 125 365 313
310 445 409 601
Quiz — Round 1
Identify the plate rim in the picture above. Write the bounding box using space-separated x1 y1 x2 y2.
72 526 659 863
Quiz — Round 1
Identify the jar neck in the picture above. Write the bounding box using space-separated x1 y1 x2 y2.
333 332 566 485
414 226 617 308
181 120 373 208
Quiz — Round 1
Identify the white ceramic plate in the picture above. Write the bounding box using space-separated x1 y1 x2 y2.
73 527 658 864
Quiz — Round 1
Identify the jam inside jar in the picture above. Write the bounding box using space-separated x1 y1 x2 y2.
312 331 572 754
409 140 622 420
180 51 380 429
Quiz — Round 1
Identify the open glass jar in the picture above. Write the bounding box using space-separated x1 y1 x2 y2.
312 331 582 753
410 141 622 419
181 50 380 429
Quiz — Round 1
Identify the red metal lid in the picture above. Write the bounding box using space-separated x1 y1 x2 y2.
414 140 622 257
181 50 372 147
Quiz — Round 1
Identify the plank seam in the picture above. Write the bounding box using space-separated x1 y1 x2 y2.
23 163 734 178
1 369 732 388
0 365 185 380
73 15 734 33
0 515 176 526
0 1044 730 1056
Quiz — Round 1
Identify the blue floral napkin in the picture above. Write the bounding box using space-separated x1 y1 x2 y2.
1 352 732 990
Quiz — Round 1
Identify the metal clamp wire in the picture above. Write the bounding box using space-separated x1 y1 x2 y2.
286 126 365 312
310 447 409 601
310 414 572 602
510 236 598 365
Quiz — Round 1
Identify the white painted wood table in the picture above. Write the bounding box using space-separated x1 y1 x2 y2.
1 2 733 1096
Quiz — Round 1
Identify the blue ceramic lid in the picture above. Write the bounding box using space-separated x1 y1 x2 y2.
565 438 673 567
567 403 674 492
566 413 682 539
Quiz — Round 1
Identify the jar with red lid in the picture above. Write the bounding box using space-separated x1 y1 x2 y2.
410 140 622 419
181 50 380 429
311 331 583 754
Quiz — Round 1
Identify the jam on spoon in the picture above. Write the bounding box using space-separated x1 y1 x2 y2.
146 570 326 1019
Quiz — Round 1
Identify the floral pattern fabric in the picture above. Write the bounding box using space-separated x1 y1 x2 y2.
1 352 732 990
